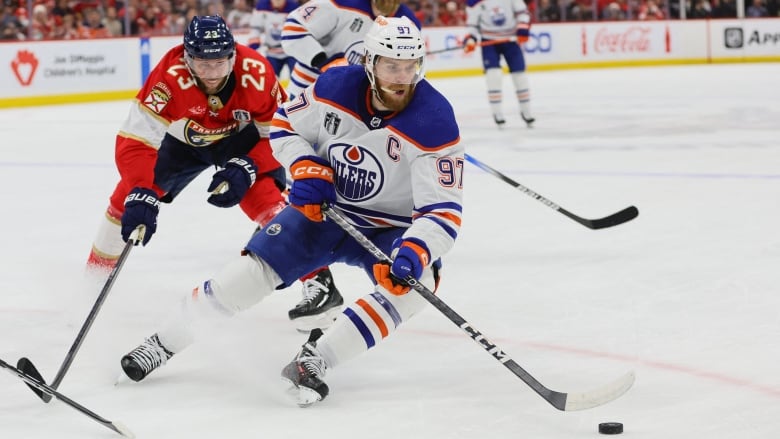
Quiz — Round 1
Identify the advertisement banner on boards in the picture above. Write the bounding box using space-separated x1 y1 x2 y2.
0 38 138 98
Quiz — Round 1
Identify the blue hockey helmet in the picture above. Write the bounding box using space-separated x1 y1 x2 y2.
183 15 235 60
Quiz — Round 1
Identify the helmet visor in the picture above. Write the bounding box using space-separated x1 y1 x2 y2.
185 54 232 81
372 57 423 86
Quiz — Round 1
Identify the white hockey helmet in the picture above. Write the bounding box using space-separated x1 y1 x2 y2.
364 16 425 87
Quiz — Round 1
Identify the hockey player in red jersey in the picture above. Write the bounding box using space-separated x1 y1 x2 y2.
86 16 342 328
87 15 286 271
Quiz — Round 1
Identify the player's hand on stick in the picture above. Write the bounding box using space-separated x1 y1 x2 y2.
373 238 430 296
311 52 348 72
463 34 478 54
207 156 257 208
121 187 160 246
288 155 336 222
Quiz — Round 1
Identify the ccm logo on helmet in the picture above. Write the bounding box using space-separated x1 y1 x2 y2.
396 45 417 49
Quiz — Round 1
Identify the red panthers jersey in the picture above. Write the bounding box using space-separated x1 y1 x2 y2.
115 43 287 191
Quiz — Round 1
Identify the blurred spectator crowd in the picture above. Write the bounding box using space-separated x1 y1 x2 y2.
2 0 778 41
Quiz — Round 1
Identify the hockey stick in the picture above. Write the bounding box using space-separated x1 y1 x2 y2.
18 226 145 402
0 357 135 437
323 206 635 411
464 154 639 230
426 38 512 56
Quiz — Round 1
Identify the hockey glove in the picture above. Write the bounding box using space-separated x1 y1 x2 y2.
311 52 348 72
463 34 478 54
288 155 336 222
121 187 160 246
207 156 257 208
516 24 530 44
373 238 430 296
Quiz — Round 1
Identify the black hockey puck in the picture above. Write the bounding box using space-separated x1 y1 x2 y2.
598 422 623 434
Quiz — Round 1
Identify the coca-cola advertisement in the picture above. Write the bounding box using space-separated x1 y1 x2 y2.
582 22 673 59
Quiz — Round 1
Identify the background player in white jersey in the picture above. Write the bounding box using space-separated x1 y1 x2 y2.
463 0 535 127
280 0 420 99
278 0 420 326
251 0 346 333
250 0 299 79
118 17 464 409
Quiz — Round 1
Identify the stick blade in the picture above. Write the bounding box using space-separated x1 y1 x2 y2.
16 357 53 403
112 421 136 438
563 370 636 411
589 206 639 229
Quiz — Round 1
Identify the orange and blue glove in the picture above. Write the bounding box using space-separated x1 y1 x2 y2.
463 34 478 54
288 155 336 222
516 24 530 44
373 238 430 296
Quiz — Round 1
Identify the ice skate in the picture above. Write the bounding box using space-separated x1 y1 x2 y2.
493 114 506 127
288 268 344 332
521 112 535 128
281 329 329 407
120 334 173 382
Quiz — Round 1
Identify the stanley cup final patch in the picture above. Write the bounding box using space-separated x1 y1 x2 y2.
324 112 341 135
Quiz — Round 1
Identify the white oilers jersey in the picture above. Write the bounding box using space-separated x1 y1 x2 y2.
466 0 530 40
251 0 299 59
270 66 463 262
281 0 419 67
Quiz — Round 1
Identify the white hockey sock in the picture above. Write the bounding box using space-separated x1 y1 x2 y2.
510 71 532 117
157 253 282 353
86 206 125 273
316 274 432 369
485 68 504 117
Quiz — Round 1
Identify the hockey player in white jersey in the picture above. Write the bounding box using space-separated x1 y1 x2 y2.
119 17 464 408
464 0 535 127
250 0 299 78
279 0 420 328
280 0 420 99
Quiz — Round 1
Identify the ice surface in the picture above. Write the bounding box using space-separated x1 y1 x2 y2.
1 63 779 438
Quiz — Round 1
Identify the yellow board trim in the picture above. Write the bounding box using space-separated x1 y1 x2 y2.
0 90 137 109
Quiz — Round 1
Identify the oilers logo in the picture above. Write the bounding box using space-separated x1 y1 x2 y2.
329 144 383 202
344 40 365 65
490 7 507 26
270 26 282 42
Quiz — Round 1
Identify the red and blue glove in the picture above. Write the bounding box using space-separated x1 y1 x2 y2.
373 238 430 296
207 156 257 208
121 187 160 246
463 34 478 54
288 155 336 222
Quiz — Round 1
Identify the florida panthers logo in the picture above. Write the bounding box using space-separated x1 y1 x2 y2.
329 144 383 202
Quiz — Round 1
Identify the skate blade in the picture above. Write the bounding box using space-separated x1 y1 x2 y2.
280 377 322 407
296 386 323 408
290 306 343 333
